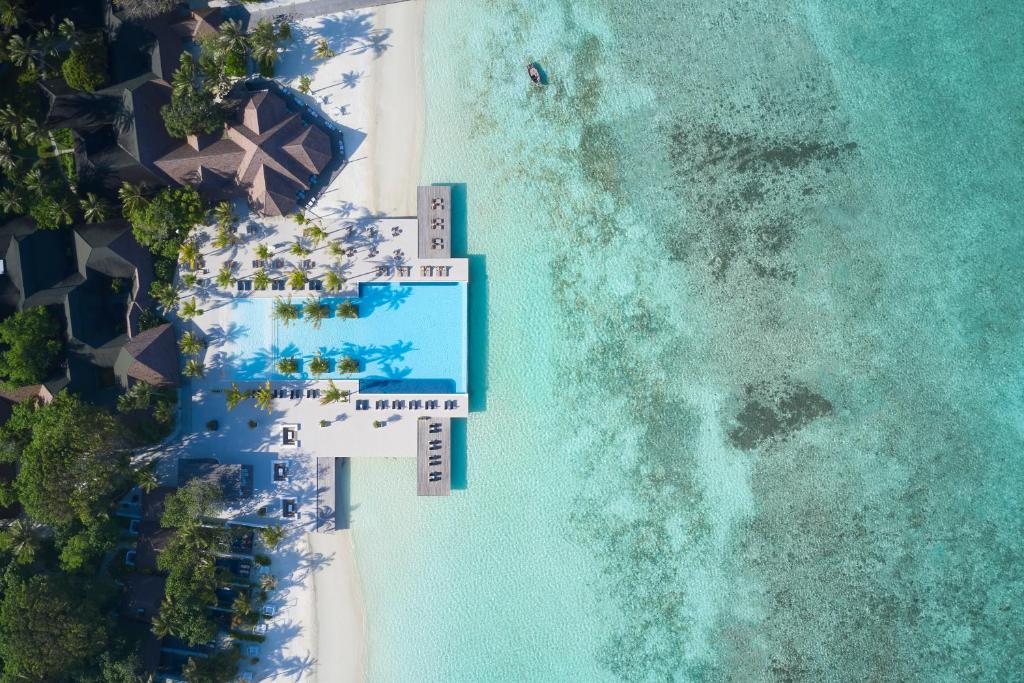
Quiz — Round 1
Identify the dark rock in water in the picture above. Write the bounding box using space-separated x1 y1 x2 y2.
729 381 833 450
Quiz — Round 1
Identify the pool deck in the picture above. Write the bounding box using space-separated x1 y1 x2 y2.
189 211 466 299
173 186 468 505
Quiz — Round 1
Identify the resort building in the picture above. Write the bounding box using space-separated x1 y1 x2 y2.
174 185 468 532
0 218 177 404
41 5 340 215
153 88 335 216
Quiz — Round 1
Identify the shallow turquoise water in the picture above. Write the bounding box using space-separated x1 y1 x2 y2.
350 1 1024 680
222 283 466 388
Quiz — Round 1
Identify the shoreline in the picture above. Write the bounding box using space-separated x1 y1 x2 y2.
294 2 427 681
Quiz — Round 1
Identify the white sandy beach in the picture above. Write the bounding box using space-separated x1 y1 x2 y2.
263 2 425 682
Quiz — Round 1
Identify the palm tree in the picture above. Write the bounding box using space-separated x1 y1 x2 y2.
212 226 235 250
258 524 285 548
231 594 255 627
336 299 358 319
248 19 278 72
288 269 307 291
0 106 20 139
179 240 201 270
215 263 234 289
178 331 206 355
272 297 298 325
213 200 234 227
288 240 309 257
323 271 343 292
309 352 329 377
253 381 272 412
327 240 346 260
0 140 18 173
298 75 312 94
313 38 335 60
303 224 328 246
179 298 203 319
338 356 359 373
218 19 247 56
150 281 179 313
0 0 25 31
151 608 173 639
319 379 349 405
276 19 292 41
135 466 160 493
276 357 298 375
293 211 306 225
50 196 76 226
253 268 270 291
118 182 146 217
183 358 205 378
303 297 327 328
23 167 44 194
0 188 24 214
259 573 277 592
256 243 272 261
0 519 40 565
171 52 198 97
225 383 246 410
80 193 108 223
117 381 154 413
17 118 43 145
5 34 38 70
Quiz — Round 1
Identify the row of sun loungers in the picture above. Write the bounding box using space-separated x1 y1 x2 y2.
354 399 460 411
421 265 453 277
271 389 321 399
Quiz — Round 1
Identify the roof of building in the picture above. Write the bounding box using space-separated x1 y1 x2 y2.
152 89 334 216
178 459 254 501
121 574 166 623
116 323 180 386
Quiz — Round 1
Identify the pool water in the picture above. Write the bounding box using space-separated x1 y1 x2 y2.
224 282 467 392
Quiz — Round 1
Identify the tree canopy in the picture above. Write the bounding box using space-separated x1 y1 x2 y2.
112 0 176 20
161 86 224 139
162 478 223 530
0 573 110 681
126 185 205 258
0 391 126 530
0 306 62 386
61 36 107 92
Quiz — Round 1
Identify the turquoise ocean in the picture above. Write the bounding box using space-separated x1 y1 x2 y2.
350 1 1024 680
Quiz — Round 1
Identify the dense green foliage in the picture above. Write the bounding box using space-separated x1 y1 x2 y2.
61 36 107 92
124 185 205 258
0 392 126 530
0 573 110 681
161 86 224 138
112 0 176 20
336 299 359 319
155 481 226 646
0 306 62 386
161 478 222 529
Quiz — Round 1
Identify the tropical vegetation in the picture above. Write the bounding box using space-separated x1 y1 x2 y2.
272 297 298 325
303 297 329 328
336 299 359 319
319 379 350 405
0 306 62 386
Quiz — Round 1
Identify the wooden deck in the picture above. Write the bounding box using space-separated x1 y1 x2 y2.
417 185 452 259
416 416 451 496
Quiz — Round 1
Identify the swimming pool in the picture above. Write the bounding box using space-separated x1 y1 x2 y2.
222 283 467 392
